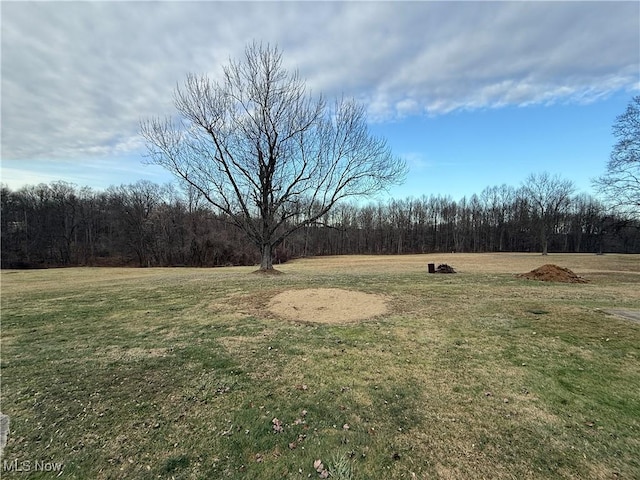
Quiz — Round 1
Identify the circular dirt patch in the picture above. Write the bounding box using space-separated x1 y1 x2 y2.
268 288 388 324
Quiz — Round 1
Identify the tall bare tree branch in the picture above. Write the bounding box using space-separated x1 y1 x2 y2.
141 42 406 270
594 95 640 218
521 172 575 255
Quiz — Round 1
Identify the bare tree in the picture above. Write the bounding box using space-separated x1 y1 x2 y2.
594 96 640 217
109 180 164 267
141 43 406 271
521 172 575 255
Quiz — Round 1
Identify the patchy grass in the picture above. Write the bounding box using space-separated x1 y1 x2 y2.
1 254 639 479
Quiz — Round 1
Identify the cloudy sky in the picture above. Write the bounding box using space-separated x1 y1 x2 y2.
1 1 638 200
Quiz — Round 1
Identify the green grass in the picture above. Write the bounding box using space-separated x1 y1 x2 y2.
1 254 639 479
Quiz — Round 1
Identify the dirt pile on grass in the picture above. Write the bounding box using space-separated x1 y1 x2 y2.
268 288 388 324
517 264 588 283
434 263 456 273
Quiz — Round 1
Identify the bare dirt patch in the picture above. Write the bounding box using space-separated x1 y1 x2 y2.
517 264 588 283
604 309 640 323
251 268 285 276
268 288 388 324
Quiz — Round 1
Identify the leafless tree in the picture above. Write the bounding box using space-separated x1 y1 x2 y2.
141 42 406 271
594 96 640 218
521 172 575 255
108 180 164 267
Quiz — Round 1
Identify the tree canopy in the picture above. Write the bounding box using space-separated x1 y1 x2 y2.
141 42 406 270
521 172 575 255
595 95 640 217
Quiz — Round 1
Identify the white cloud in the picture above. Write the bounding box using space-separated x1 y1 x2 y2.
1 1 638 164
400 152 432 173
1 156 173 191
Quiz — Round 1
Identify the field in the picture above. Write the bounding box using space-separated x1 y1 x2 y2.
1 253 639 479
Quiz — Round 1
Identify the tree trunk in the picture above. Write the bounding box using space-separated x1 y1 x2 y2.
541 225 549 255
260 243 274 271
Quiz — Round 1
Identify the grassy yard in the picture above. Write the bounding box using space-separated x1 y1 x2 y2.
1 253 639 479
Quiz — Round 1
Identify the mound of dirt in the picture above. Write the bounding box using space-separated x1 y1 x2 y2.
517 264 588 283
434 263 456 274
268 288 388 324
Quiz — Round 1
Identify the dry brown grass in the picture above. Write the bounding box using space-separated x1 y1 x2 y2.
1 253 639 479
279 252 640 276
268 288 389 324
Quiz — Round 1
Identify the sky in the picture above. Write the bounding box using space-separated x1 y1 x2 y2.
1 1 639 202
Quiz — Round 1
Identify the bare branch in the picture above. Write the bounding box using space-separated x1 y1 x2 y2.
594 95 640 217
141 42 406 270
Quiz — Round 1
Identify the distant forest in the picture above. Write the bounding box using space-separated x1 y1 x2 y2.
2 180 639 269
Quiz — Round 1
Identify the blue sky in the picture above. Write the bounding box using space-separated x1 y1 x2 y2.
2 1 639 202
377 92 635 200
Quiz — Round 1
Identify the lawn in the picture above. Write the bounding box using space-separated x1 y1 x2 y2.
1 253 639 479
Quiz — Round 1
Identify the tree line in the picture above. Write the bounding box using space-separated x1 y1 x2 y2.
2 177 638 269
4 47 637 270
137 44 638 270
